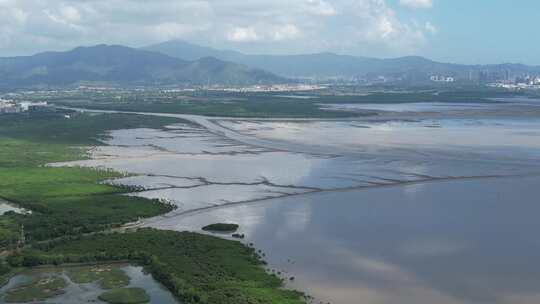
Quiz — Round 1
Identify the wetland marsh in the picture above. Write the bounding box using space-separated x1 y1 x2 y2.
3 95 540 304
49 97 540 303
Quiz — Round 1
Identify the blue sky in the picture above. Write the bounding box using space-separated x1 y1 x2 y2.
393 0 540 64
0 0 538 65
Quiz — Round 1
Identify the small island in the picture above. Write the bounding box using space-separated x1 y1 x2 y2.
67 265 130 289
4 276 67 303
98 287 150 304
202 223 239 233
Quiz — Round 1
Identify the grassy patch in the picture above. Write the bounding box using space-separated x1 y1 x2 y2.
0 261 17 287
0 112 182 145
0 112 306 303
0 137 85 168
0 113 179 243
0 161 173 243
54 96 359 118
0 166 172 242
99 288 150 304
49 89 516 118
4 275 67 303
202 223 239 233
68 265 130 289
0 216 19 248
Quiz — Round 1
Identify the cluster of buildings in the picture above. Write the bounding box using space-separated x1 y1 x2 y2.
488 75 540 90
0 99 21 114
205 84 324 93
430 75 455 83
0 99 56 114
515 75 540 86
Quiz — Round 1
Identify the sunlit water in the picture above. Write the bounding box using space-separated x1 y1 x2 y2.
166 176 540 304
53 99 540 304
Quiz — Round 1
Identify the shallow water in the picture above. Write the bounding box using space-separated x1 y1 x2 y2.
322 98 540 118
54 115 540 215
0 265 178 304
217 118 540 160
164 176 540 304
321 101 498 113
55 99 540 304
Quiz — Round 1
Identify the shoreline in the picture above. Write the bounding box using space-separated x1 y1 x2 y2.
134 172 539 228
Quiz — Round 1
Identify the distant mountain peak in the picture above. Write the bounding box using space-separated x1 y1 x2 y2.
144 40 540 80
0 44 285 87
142 40 241 62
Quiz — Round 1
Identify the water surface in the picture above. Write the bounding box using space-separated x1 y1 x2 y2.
0 265 178 304
162 176 540 304
55 100 540 304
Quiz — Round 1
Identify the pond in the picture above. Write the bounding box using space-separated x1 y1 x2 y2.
0 264 178 304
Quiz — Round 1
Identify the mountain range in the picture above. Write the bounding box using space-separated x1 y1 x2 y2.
1 40 540 88
144 40 540 81
0 45 285 87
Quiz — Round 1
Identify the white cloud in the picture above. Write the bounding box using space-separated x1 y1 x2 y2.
425 21 438 34
343 0 429 53
227 27 260 42
305 0 337 16
0 0 436 58
12 8 28 24
59 5 81 23
271 24 301 41
399 0 433 9
152 22 211 41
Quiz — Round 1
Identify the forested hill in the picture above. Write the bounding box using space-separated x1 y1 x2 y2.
0 45 286 87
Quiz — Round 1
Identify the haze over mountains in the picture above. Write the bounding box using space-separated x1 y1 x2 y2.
145 40 540 81
1 40 540 88
0 45 284 87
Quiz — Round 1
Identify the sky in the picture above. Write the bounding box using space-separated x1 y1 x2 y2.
0 0 538 65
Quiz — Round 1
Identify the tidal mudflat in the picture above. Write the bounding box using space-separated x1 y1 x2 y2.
167 175 540 304
55 99 540 304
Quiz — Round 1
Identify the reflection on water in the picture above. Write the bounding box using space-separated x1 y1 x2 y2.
55 99 540 304
53 116 540 216
218 118 540 159
320 102 497 113
0 265 178 304
162 176 540 304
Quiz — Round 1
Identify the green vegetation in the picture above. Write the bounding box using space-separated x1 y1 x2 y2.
56 97 356 118
0 261 17 287
67 265 130 289
0 166 172 242
202 223 239 233
0 137 85 168
99 288 151 304
316 90 517 104
0 112 306 304
0 215 19 248
4 275 67 303
0 112 180 244
44 88 518 118
0 112 182 146
11 229 306 304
